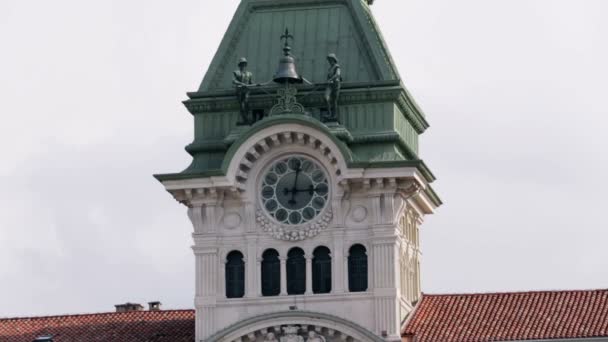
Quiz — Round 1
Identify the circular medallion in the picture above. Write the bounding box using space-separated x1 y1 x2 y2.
223 213 242 229
260 155 329 226
351 206 368 223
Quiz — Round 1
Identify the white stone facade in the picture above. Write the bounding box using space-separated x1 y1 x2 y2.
160 123 437 341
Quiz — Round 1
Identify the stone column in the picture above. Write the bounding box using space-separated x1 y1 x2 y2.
280 256 287 296
343 255 349 292
219 258 227 298
257 257 263 297
305 254 313 295
246 237 257 298
332 231 345 293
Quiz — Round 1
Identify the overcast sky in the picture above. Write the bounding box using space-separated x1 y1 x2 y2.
1 0 607 317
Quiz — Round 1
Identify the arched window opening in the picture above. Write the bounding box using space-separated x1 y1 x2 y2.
225 251 245 299
261 249 280 296
348 244 368 292
287 248 306 295
312 246 332 294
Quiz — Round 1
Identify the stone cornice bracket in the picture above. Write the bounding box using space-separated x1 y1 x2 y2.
168 186 239 208
397 180 422 196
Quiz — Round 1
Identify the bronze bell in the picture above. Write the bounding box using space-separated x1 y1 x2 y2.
273 30 303 84
273 54 303 84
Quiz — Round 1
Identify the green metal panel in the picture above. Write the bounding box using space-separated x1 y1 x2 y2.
156 0 440 205
341 103 392 133
350 143 405 162
199 0 398 91
194 112 239 140
183 151 226 173
394 105 419 154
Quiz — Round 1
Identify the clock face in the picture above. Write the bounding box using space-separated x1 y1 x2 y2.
260 155 330 225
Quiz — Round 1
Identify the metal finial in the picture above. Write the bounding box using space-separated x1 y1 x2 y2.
280 28 294 56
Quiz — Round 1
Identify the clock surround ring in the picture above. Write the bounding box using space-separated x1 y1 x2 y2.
257 154 333 241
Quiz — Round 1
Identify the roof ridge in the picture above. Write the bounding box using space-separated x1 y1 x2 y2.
0 309 195 322
421 288 608 297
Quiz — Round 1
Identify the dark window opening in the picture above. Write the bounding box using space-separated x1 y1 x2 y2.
261 249 281 296
348 244 368 292
312 246 332 294
287 248 306 295
225 251 245 298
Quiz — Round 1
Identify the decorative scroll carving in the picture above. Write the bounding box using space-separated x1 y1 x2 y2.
270 85 305 116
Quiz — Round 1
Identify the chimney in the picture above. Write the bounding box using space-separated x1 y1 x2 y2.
148 301 162 311
115 303 144 313
402 333 417 342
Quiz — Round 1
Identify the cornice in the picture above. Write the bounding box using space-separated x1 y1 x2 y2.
185 81 428 134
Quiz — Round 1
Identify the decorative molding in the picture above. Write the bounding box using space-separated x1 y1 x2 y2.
204 310 385 342
351 206 368 223
222 212 242 230
185 81 428 134
269 85 306 116
233 130 341 190
257 209 333 241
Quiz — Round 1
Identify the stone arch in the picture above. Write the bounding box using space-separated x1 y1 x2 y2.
222 248 247 262
223 116 352 191
205 310 384 342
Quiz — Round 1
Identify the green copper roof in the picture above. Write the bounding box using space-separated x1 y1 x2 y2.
199 0 401 91
156 0 441 206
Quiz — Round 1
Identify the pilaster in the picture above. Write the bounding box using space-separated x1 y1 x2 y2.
257 257 263 297
246 237 257 298
193 246 219 341
332 231 346 293
305 254 313 295
280 256 287 296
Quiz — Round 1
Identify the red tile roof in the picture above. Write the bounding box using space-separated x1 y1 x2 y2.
0 310 195 342
403 289 608 342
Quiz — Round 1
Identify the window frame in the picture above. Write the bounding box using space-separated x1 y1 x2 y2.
261 249 281 297
348 244 368 293
225 251 245 299
312 246 332 294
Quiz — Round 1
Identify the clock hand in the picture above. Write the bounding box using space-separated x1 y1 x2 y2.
292 185 329 196
290 185 315 195
288 164 302 206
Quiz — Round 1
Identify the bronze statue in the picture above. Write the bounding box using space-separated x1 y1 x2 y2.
233 57 254 125
324 53 341 122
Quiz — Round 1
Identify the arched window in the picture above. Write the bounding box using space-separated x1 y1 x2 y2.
312 246 332 294
225 251 245 298
261 249 280 296
348 244 368 292
287 248 306 295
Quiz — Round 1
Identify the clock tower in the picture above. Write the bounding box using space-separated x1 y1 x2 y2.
155 0 441 341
